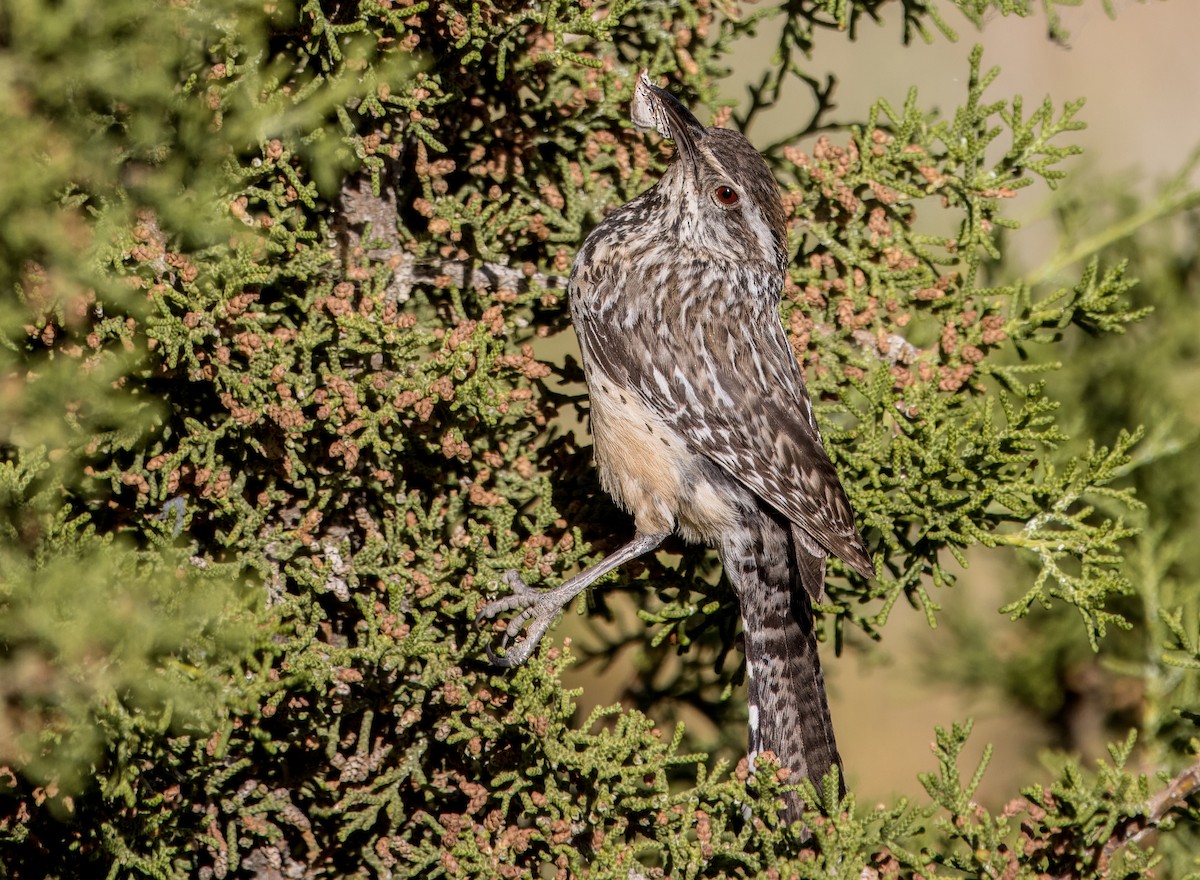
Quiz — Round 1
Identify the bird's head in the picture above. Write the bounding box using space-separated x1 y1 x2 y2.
631 71 787 269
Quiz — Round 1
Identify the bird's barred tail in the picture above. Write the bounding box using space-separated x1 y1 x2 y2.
721 502 843 824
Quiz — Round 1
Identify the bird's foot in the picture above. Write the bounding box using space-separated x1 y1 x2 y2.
475 570 566 668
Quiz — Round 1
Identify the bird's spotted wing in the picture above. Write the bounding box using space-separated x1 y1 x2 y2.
571 262 873 578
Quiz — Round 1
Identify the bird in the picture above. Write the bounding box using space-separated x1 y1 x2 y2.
477 70 873 823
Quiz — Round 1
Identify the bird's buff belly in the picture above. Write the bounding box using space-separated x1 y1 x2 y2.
587 376 740 544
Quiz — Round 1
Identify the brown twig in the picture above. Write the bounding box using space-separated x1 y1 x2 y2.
1095 758 1200 873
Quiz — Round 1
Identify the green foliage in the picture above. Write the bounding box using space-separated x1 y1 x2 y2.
1 0 1198 877
914 724 1163 878
922 142 1200 872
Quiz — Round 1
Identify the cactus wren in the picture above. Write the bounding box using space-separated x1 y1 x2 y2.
477 71 873 822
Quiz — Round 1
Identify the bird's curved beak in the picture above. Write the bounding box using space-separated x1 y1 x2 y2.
631 70 704 163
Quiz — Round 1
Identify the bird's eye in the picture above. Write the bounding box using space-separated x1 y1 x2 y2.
714 185 739 205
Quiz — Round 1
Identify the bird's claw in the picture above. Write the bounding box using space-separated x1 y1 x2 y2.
476 569 560 668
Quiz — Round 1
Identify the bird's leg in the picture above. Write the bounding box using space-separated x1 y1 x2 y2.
477 531 667 667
